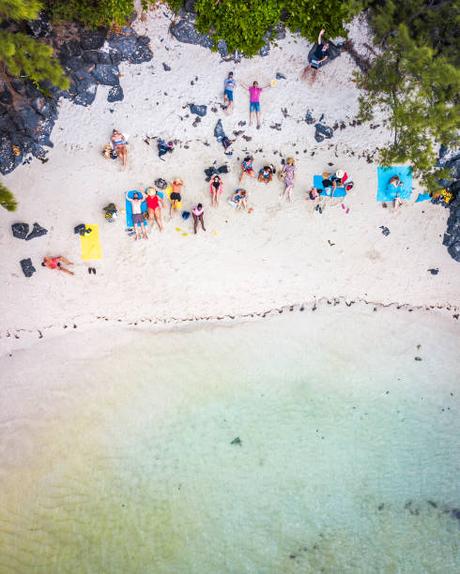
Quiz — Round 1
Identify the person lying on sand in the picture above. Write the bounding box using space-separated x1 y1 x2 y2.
279 157 296 201
229 189 248 211
209 175 223 207
126 191 148 240
382 176 405 210
258 164 276 184
240 80 271 129
170 178 183 220
111 129 128 168
146 187 164 231
41 256 74 275
223 71 236 113
302 29 329 84
239 155 256 183
192 203 206 234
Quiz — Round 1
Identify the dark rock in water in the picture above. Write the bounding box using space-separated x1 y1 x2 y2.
12 223 29 240
107 85 124 102
170 19 213 49
414 356 423 361
92 64 119 86
315 123 334 139
192 116 201 127
276 72 287 80
380 226 390 237
214 118 226 142
451 508 460 521
314 132 325 143
162 62 172 71
190 104 207 117
80 30 107 51
26 222 48 241
230 437 242 446
20 258 36 278
427 268 439 275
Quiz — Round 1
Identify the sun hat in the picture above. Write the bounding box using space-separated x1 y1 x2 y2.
173 177 183 184
335 169 345 179
146 187 156 196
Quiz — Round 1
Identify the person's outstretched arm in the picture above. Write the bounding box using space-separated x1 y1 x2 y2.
125 192 133 203
318 28 325 44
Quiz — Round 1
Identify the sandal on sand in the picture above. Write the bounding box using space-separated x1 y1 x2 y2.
341 203 350 214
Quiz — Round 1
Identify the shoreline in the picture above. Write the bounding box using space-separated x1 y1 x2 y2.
1 296 458 357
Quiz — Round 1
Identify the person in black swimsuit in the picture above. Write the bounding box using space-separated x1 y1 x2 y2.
302 29 330 83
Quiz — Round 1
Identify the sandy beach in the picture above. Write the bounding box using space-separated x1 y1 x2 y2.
1 11 459 355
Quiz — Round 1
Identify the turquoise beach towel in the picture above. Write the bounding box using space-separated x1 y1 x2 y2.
377 166 412 202
125 190 148 228
415 193 431 203
313 175 347 198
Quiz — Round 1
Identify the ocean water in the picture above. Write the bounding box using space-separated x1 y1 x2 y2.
0 307 459 573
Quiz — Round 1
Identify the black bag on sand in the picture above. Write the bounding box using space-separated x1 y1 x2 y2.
20 258 36 278
26 222 48 241
12 223 29 239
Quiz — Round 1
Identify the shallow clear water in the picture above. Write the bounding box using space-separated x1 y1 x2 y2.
1 308 459 573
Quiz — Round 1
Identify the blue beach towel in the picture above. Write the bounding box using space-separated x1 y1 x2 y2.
313 175 347 198
377 166 412 202
125 190 148 228
415 193 431 203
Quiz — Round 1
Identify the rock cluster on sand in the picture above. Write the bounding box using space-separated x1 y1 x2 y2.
0 16 153 175
439 152 460 262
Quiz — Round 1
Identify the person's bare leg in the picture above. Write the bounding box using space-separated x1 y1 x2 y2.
142 224 148 239
60 267 74 276
287 185 293 202
239 171 245 184
155 209 163 231
200 214 206 231
249 110 254 126
256 111 261 129
193 214 198 234
134 225 141 240
58 257 73 265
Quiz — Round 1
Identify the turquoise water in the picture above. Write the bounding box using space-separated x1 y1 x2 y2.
0 308 459 573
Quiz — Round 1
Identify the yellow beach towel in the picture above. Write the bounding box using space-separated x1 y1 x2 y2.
80 224 103 260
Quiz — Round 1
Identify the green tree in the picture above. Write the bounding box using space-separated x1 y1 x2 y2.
0 0 68 89
356 24 460 191
46 0 136 28
194 0 281 56
0 181 17 212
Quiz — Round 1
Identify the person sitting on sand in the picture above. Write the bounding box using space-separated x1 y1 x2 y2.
279 157 296 201
302 29 329 83
41 256 74 276
209 175 223 207
258 164 275 184
229 188 248 211
192 203 206 234
146 187 164 231
126 190 148 240
111 129 128 168
240 155 256 183
383 176 405 210
169 178 183 219
223 71 236 113
240 80 271 129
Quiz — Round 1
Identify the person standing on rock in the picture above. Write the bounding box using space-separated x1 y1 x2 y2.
240 80 271 129
223 71 236 113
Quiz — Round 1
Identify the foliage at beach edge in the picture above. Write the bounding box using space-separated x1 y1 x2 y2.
0 182 17 212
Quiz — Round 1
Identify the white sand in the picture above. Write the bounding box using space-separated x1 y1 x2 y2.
0 9 459 355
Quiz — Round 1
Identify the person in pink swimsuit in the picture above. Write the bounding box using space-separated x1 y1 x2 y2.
192 203 206 234
41 256 74 275
240 80 271 128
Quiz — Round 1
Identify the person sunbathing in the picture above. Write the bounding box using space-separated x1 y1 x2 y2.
170 178 183 219
279 157 296 201
229 189 248 211
383 176 405 210
146 187 164 231
209 175 223 207
126 191 148 240
41 256 74 275
239 156 255 183
258 164 275 184
111 129 128 168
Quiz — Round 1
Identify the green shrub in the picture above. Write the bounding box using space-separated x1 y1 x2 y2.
0 182 17 212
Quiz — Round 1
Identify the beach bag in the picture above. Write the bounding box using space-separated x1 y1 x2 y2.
102 144 112 159
110 149 118 160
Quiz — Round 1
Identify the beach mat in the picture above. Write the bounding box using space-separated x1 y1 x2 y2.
80 224 102 260
125 190 148 228
377 166 412 202
313 175 347 198
415 193 431 203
